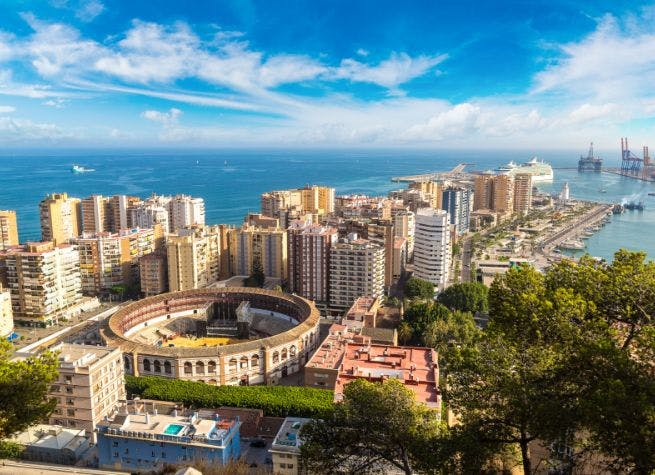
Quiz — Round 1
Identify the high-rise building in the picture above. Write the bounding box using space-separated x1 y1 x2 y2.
0 210 19 249
492 174 514 215
49 343 125 436
414 208 450 290
473 174 494 210
408 181 442 209
391 209 415 259
72 227 163 296
81 195 140 234
513 173 533 215
167 225 221 291
130 203 170 234
442 186 473 235
0 288 14 338
261 185 335 228
329 235 385 312
139 252 168 297
367 220 395 289
40 193 82 245
287 220 338 304
2 242 82 325
229 225 287 279
170 195 205 232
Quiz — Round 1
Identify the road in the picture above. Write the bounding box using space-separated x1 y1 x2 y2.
0 460 123 475
460 236 473 283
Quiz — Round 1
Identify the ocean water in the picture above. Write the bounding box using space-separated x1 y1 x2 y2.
1 149 654 261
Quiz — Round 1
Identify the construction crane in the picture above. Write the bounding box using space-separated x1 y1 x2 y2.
620 137 643 174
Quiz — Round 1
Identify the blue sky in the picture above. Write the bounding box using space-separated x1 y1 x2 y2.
0 0 654 149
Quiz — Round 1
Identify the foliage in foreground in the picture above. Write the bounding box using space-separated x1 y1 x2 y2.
126 376 334 419
300 378 448 475
437 281 489 314
0 339 59 439
403 276 435 300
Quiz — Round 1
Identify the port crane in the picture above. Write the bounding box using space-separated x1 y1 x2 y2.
620 137 643 174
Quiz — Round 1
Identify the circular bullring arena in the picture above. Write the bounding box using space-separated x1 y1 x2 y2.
101 288 321 386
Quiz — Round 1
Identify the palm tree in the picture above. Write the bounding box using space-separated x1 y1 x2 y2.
397 321 413 345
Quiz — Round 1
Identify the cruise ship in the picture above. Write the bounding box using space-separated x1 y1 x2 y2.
496 157 553 182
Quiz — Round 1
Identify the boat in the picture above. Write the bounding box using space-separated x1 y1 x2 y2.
71 165 95 173
648 192 655 197
559 240 585 250
599 188 607 193
612 204 624 214
624 201 645 211
496 157 553 182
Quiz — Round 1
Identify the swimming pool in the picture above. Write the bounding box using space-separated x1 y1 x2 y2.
163 424 186 436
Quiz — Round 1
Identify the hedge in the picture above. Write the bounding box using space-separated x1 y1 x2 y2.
126 376 335 419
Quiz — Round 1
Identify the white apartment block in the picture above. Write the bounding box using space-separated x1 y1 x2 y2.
2 242 82 325
170 195 206 232
413 208 451 290
49 343 125 437
329 236 385 312
0 288 14 338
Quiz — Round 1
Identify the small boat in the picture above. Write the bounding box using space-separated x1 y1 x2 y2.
648 192 655 197
71 165 95 173
559 240 585 250
599 188 607 193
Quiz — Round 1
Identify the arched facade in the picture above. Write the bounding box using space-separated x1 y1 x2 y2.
101 287 321 386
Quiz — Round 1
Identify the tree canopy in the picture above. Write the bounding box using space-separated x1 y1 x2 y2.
300 378 447 474
403 276 435 300
437 282 489 314
0 340 59 439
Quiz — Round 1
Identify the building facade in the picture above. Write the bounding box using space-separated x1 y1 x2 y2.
166 226 221 291
413 208 451 290
287 221 338 305
2 242 82 325
513 173 533 215
0 210 19 250
442 186 473 235
329 236 385 312
73 227 163 296
49 343 125 435
269 417 311 475
39 193 82 245
170 195 206 232
97 406 240 472
0 288 14 338
139 253 168 297
229 225 288 279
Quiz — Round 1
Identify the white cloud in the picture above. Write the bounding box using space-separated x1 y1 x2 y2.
404 103 482 140
0 105 15 113
332 52 448 89
0 116 68 141
43 98 67 108
356 48 369 57
75 0 105 22
567 103 617 124
141 107 182 125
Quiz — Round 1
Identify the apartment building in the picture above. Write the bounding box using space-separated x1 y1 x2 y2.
1 242 82 325
442 186 473 235
473 174 515 218
0 210 19 250
139 252 168 296
167 225 221 291
269 417 311 475
329 235 385 312
169 194 205 232
81 194 140 234
49 344 125 436
513 173 533 216
72 226 163 296
287 220 338 305
261 185 335 228
391 208 414 258
0 288 14 338
366 219 395 289
39 193 82 245
414 208 450 290
229 225 287 279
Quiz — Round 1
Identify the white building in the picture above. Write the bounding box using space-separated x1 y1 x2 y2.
170 195 205 232
0 288 14 338
131 204 170 234
269 417 312 475
559 182 570 202
413 208 451 290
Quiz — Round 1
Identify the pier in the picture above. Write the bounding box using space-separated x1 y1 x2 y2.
602 167 655 183
391 163 469 182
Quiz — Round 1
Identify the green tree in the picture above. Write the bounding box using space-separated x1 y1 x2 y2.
422 310 480 363
397 321 413 345
300 378 446 474
0 340 59 438
404 276 435 300
244 260 266 288
438 282 489 313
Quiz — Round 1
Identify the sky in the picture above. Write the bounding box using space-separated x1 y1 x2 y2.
1 0 655 149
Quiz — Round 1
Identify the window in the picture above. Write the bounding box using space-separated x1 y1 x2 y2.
154 360 161 373
143 359 151 372
67 409 75 416
184 362 192 374
113 441 118 448
208 361 216 373
196 361 205 374
240 356 248 369
113 452 119 458
272 351 279 364
251 355 259 367
164 361 172 374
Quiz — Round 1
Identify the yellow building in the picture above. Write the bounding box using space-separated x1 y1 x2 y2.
228 225 288 280
167 225 221 291
139 252 168 297
473 174 515 217
473 174 494 211
0 210 19 249
73 226 163 296
513 173 533 216
409 181 442 209
261 185 334 223
40 193 82 245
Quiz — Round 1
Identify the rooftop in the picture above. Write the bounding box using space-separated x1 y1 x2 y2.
11 424 87 452
270 417 312 454
53 343 119 370
98 405 240 449
305 324 370 371
334 343 440 409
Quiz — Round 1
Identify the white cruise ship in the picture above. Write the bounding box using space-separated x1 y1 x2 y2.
496 157 553 182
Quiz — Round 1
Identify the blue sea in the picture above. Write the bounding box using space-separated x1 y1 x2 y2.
1 148 654 261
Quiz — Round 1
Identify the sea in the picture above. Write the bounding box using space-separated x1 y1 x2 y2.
1 148 654 261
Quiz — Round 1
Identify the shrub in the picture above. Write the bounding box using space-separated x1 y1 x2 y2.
126 376 335 419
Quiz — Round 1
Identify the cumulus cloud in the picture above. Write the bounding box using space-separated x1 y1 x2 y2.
75 0 105 22
0 105 15 113
141 107 182 125
0 116 68 141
